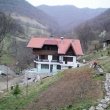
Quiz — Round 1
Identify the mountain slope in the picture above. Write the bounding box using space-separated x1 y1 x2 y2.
74 8 110 50
91 8 110 34
0 0 59 36
38 5 106 31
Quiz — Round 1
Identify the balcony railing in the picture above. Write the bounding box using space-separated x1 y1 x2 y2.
34 59 49 62
34 59 76 66
34 58 64 63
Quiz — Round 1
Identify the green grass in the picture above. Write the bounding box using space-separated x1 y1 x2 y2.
80 48 110 73
0 35 15 65
0 72 63 110
98 57 110 73
0 67 104 110
80 49 109 62
0 54 14 65
60 99 97 110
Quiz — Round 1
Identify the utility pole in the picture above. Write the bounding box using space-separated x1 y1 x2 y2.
6 64 9 91
26 77 28 96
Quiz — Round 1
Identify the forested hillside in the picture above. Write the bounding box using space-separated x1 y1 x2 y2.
0 12 31 68
0 0 59 36
38 5 106 32
74 9 110 50
0 0 59 68
0 12 23 43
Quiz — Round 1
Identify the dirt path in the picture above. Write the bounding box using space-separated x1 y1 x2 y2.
0 76 23 92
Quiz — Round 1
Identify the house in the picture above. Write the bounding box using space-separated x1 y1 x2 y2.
103 39 110 50
27 37 83 74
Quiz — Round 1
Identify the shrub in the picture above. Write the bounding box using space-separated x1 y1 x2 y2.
12 84 21 98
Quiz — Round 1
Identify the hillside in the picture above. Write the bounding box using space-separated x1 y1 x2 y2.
0 0 60 67
0 66 103 110
0 12 23 42
38 5 106 32
0 0 59 36
74 8 110 50
26 67 102 110
0 47 110 110
91 8 110 39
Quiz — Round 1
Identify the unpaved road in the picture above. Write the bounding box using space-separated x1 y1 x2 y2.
0 75 24 91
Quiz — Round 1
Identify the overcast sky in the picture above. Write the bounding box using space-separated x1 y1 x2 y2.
26 0 110 8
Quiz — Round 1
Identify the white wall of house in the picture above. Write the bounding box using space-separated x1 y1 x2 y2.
36 63 58 74
39 69 49 73
37 64 41 73
59 56 63 62
53 64 57 72
48 55 52 61
73 56 77 67
34 55 77 74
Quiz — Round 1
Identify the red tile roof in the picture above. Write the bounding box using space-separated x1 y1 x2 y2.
27 38 46 48
58 39 71 54
71 40 83 55
27 37 83 55
44 39 58 45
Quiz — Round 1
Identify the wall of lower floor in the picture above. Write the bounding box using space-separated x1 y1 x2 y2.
35 62 78 74
35 64 58 74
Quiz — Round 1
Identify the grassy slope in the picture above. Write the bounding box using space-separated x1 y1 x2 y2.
0 49 110 110
0 36 15 65
0 67 103 110
80 49 110 73
99 56 110 73
25 67 103 110
80 49 109 62
0 72 63 110
80 49 110 110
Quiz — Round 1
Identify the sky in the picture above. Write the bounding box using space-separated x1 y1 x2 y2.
26 0 110 8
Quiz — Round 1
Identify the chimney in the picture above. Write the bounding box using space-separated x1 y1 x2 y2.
60 37 64 40
60 37 64 43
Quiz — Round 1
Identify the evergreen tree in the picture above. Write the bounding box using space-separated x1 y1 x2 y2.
12 84 21 98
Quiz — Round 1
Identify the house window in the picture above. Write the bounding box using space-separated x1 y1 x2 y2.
57 65 61 70
63 57 73 62
40 55 48 60
67 57 73 62
52 56 59 61
41 64 49 69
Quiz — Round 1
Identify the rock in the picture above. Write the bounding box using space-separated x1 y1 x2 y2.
95 105 104 110
100 99 107 104
0 90 4 93
105 96 110 102
106 92 110 96
89 106 95 110
88 73 110 110
101 103 108 109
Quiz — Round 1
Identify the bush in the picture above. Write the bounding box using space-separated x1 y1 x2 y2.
12 84 21 98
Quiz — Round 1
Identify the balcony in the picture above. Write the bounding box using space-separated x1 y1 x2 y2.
34 58 64 64
34 57 76 67
34 59 49 62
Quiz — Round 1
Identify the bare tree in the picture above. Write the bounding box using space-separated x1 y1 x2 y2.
74 22 97 51
0 12 24 64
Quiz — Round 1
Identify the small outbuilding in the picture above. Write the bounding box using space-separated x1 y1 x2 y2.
103 39 110 50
